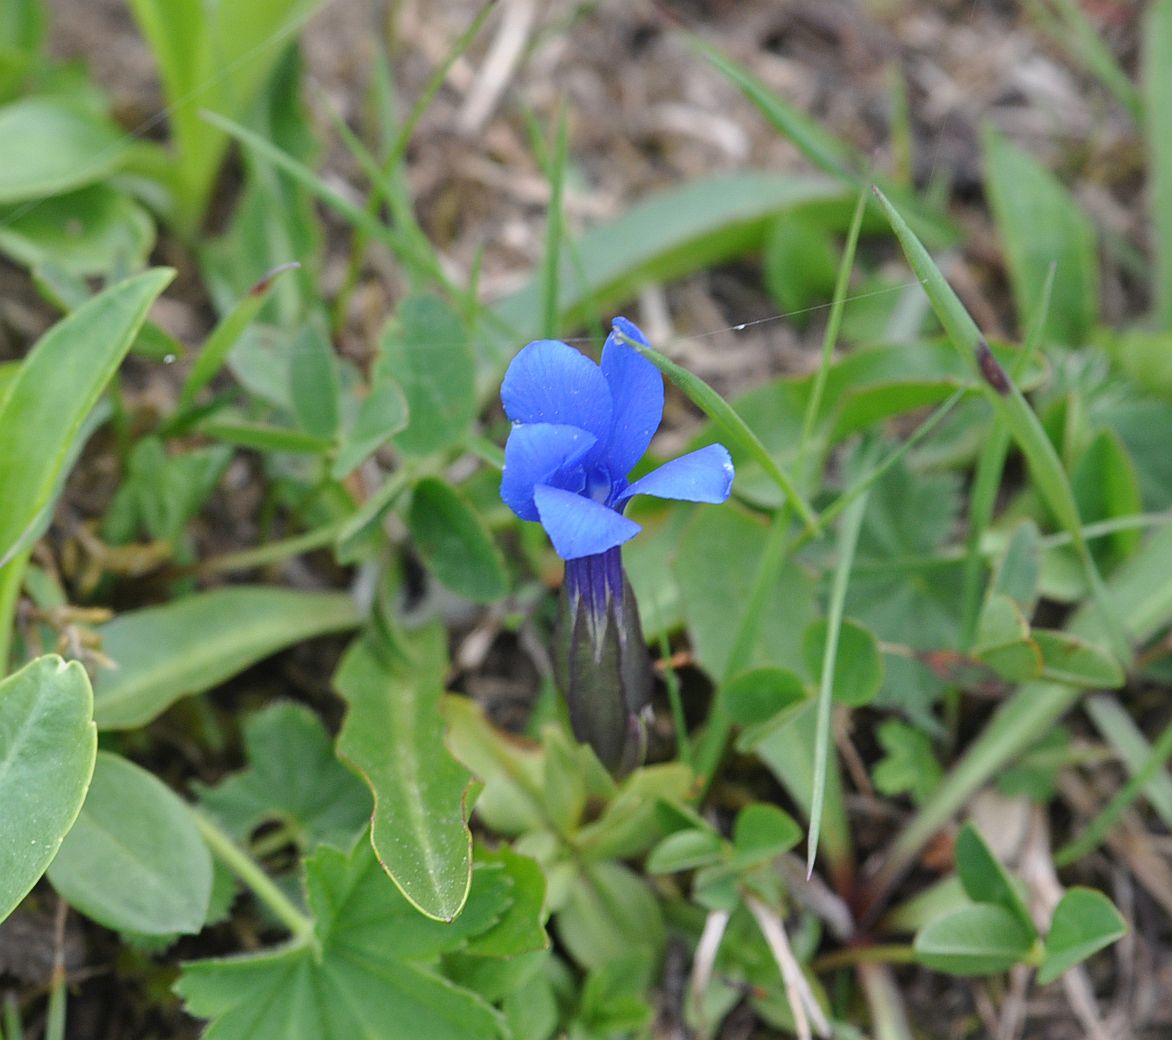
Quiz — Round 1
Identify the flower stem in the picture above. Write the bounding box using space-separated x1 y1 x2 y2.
191 810 315 946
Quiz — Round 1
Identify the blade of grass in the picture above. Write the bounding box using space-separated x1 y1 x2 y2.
177 262 301 410
618 333 819 534
540 106 569 339
1147 0 1172 329
872 185 1128 665
807 469 869 879
1085 694 1172 830
1055 714 1172 865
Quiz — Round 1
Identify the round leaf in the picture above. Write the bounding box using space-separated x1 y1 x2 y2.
722 667 807 727
801 617 883 706
915 904 1035 976
0 656 97 924
47 751 212 934
1037 887 1126 985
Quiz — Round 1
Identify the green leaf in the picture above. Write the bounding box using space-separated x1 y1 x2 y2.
872 720 942 804
914 904 1035 976
1071 429 1143 562
195 702 370 849
177 840 510 1040
1037 888 1127 985
380 294 475 457
0 268 174 567
0 184 155 275
0 656 96 925
199 417 333 455
675 506 816 681
572 762 695 862
576 952 655 1037
93 586 361 729
554 860 664 971
0 96 130 202
330 375 409 479
463 845 548 959
47 751 211 934
953 824 1035 939
973 593 1042 683
289 325 340 440
801 617 883 707
407 478 507 603
732 804 802 867
990 521 1041 616
983 126 1098 345
722 667 807 729
646 828 725 874
1033 629 1125 688
334 627 472 922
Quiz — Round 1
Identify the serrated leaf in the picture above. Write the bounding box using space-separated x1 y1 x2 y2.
464 845 548 959
0 656 97 925
177 840 510 1040
954 824 1035 939
334 626 472 922
47 751 211 935
380 294 474 457
872 720 942 804
93 586 362 729
0 268 174 567
407 478 507 603
915 904 1035 976
195 702 370 849
1037 887 1127 985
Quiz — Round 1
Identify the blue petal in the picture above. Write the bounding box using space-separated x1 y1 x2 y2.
534 484 641 560
601 317 664 477
501 423 596 521
616 444 735 505
501 339 613 443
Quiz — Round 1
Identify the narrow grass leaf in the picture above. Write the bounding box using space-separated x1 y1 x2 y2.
1085 693 1172 829
1147 0 1172 329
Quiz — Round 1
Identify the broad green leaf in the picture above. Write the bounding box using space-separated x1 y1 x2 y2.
990 521 1041 616
462 845 548 959
763 213 839 325
801 617 883 707
47 751 211 934
1033 629 1125 688
675 506 816 681
330 375 409 479
177 840 511 1040
93 586 361 728
0 268 174 567
576 952 655 1037
1147 0 1172 329
0 656 96 924
646 828 725 874
195 702 370 849
1038 888 1127 985
380 294 475 456
973 593 1042 682
289 325 340 440
954 824 1035 939
407 478 507 603
0 184 154 275
571 762 695 862
983 126 1098 345
915 904 1035 976
732 804 802 867
334 627 472 922
0 96 130 202
554 860 664 971
722 667 807 729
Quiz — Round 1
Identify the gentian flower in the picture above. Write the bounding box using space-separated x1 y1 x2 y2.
500 316 734 770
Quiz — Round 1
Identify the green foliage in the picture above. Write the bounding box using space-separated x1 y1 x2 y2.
47 751 212 935
0 656 96 924
177 838 544 1040
335 625 473 922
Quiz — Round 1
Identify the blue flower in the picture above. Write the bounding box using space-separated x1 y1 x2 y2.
500 316 734 559
500 317 733 772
